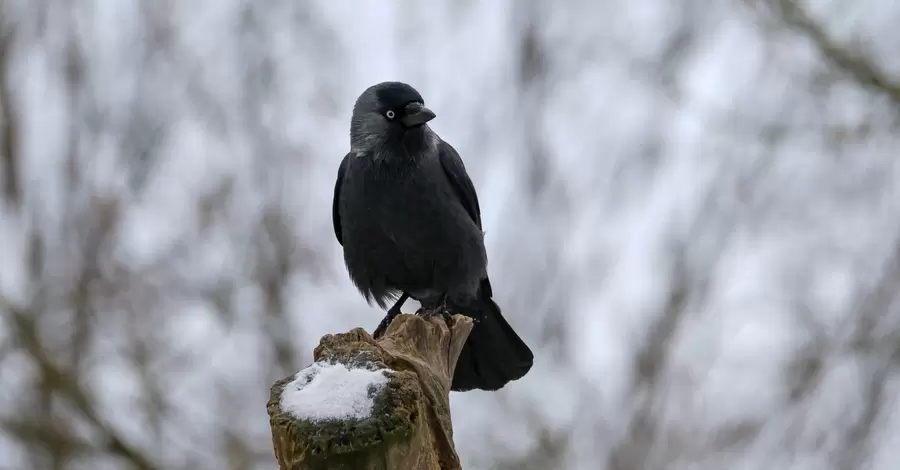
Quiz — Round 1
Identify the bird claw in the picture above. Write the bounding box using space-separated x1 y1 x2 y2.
373 306 403 339
420 303 451 322
372 319 390 339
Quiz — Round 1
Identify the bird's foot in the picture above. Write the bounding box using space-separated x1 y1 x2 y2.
372 293 410 339
372 315 392 340
373 308 401 339
420 303 452 322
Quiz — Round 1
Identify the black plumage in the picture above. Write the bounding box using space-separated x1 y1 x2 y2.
332 82 533 391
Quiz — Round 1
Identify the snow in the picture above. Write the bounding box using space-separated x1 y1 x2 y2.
280 362 392 423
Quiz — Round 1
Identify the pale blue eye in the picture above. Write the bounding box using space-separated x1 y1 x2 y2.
385 110 396 119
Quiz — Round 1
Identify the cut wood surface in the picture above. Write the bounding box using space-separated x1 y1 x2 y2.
267 313 474 470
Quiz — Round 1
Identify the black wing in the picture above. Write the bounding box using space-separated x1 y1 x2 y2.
438 141 482 230
438 141 494 297
332 153 350 246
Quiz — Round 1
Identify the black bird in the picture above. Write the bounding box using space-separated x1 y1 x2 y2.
332 81 534 391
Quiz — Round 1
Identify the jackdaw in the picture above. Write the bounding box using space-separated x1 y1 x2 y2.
332 81 534 391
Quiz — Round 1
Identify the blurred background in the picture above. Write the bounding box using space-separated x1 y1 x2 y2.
1 0 899 469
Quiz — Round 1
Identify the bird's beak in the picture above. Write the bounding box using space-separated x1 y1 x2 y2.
400 102 436 128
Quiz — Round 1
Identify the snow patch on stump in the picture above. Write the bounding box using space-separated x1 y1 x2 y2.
280 361 391 423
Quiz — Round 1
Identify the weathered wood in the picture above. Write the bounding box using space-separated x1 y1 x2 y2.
267 313 474 470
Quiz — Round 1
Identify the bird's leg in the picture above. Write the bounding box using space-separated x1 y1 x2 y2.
372 292 409 339
421 293 452 322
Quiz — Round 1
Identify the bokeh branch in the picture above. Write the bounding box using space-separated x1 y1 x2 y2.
607 254 697 470
837 239 900 470
772 0 900 103
0 22 19 206
0 299 155 470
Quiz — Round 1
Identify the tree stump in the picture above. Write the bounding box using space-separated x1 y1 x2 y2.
267 313 474 470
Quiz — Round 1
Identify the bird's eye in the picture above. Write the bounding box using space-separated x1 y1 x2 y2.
385 110 396 120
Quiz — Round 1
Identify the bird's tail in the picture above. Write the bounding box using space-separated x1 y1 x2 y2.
449 285 533 392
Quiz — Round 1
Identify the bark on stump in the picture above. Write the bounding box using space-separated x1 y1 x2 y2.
267 313 474 470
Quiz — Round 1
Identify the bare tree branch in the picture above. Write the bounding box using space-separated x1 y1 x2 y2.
771 0 900 104
0 23 20 206
836 239 900 470
0 299 156 470
607 254 694 470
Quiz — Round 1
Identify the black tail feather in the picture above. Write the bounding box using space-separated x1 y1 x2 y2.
449 288 533 392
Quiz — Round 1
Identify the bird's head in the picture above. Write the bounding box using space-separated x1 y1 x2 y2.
349 81 436 152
